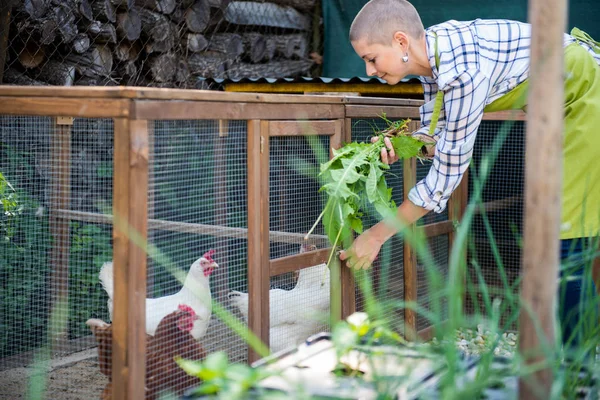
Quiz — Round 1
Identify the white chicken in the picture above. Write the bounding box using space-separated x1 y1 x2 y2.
99 250 218 341
228 244 330 352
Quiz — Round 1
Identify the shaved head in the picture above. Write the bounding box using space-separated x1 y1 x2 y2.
350 0 425 45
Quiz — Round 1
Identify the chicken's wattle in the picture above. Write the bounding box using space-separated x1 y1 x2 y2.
203 266 214 277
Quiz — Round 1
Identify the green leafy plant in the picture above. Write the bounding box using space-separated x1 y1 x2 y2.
0 172 24 241
305 117 425 253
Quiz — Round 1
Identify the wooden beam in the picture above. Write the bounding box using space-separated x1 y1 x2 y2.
112 118 149 400
0 97 130 118
403 155 418 341
417 220 455 238
247 120 270 363
519 0 566 396
0 2 12 84
268 120 337 136
134 101 344 120
224 82 424 96
48 117 72 351
269 248 331 277
345 105 420 119
213 120 230 302
51 209 331 246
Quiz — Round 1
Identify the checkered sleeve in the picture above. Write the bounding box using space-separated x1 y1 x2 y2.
408 69 490 212
414 80 446 140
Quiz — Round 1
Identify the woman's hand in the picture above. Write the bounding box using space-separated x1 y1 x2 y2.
371 136 399 165
338 228 385 270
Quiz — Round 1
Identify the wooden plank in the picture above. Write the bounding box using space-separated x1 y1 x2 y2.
0 85 347 104
52 209 331 246
48 117 72 351
338 118 355 320
483 110 527 121
403 156 418 341
417 220 454 238
345 105 420 119
343 96 423 106
268 120 337 136
126 120 149 399
0 97 130 118
134 101 345 120
519 0 565 396
247 119 270 363
213 120 230 302
475 195 522 214
269 248 331 277
111 118 130 400
224 82 424 96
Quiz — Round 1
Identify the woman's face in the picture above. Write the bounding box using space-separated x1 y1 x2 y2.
352 38 410 85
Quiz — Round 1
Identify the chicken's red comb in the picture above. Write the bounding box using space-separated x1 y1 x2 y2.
202 249 216 263
178 304 196 316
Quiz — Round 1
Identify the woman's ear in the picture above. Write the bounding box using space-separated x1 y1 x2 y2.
393 31 410 51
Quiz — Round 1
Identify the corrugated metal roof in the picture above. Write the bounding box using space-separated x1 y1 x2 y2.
202 75 421 85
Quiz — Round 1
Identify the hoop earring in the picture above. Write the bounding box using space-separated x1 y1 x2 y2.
402 53 409 63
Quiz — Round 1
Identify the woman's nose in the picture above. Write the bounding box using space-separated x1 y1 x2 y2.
366 63 377 77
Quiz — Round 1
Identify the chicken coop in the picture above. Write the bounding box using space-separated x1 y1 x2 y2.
0 85 539 400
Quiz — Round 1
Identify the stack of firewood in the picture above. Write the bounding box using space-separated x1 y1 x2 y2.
3 0 317 87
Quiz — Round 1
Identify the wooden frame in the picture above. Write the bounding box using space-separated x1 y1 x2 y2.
0 86 534 398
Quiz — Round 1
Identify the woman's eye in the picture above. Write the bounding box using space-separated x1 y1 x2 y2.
369 58 376 63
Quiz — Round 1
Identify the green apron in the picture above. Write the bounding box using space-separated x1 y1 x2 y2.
429 30 600 239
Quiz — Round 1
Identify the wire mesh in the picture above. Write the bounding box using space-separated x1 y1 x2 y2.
464 120 525 329
265 134 330 353
3 0 323 88
349 118 406 334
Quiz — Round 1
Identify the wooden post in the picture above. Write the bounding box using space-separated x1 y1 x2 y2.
403 156 417 340
112 118 149 400
49 116 72 351
247 120 270 363
448 170 469 316
519 0 566 397
213 120 230 302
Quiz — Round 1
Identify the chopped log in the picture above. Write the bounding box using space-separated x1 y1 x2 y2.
36 60 76 85
272 33 308 59
117 60 137 77
75 75 117 85
184 33 208 52
188 51 228 78
133 0 176 14
78 0 94 21
139 8 176 52
114 41 141 61
236 0 314 12
110 0 135 9
207 33 244 59
224 1 310 31
242 32 268 63
18 39 45 69
148 52 176 82
91 0 116 23
53 4 78 43
72 33 91 53
175 57 190 82
24 0 48 19
3 68 49 85
66 45 113 77
40 18 58 44
226 59 313 80
116 8 141 41
185 0 210 33
88 21 117 43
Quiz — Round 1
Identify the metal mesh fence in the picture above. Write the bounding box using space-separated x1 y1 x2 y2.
464 120 525 329
350 118 406 334
2 0 322 88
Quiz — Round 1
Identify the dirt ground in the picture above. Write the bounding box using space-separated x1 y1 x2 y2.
0 316 248 400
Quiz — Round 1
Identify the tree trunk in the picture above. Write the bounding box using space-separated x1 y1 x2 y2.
272 33 308 59
88 21 117 43
72 33 91 53
185 0 210 33
91 0 116 23
184 33 208 52
188 51 228 78
36 60 77 85
224 1 310 31
207 33 244 59
148 52 176 82
116 8 141 41
226 59 313 79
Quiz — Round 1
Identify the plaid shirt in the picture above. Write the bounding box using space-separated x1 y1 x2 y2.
408 19 600 212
